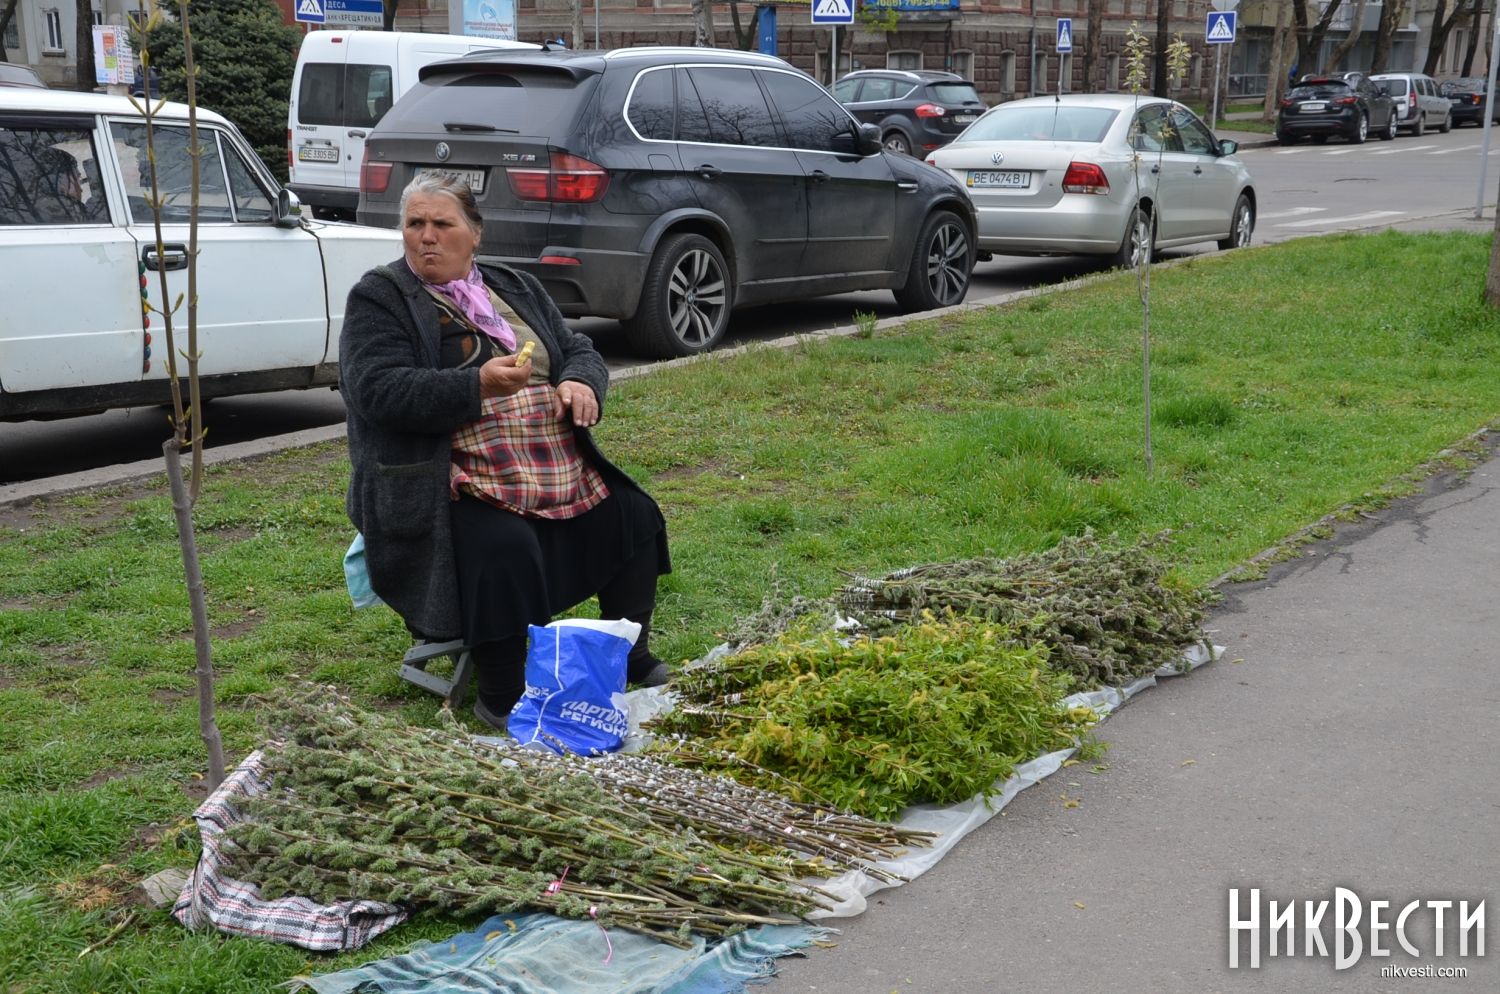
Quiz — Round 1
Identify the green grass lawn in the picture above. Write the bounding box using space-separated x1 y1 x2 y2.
2 230 1498 991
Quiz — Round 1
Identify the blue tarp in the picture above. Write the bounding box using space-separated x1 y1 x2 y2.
294 913 829 994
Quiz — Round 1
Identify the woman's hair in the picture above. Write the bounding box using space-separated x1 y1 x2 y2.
399 172 483 234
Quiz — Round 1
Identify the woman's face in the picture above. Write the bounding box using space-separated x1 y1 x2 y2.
402 191 482 284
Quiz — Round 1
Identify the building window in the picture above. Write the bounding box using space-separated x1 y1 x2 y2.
815 50 851 86
1032 50 1047 95
4 15 19 52
949 50 973 80
1107 52 1120 91
45 9 64 50
888 50 922 71
1000 51 1016 94
92 7 104 27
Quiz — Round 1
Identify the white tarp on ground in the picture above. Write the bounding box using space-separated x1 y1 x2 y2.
619 643 1222 920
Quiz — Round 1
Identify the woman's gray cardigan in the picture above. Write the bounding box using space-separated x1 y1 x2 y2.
340 258 662 641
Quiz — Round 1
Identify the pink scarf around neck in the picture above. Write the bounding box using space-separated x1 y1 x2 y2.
423 265 517 350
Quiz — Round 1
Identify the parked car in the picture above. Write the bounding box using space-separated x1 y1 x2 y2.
0 61 46 88
832 69 986 157
925 95 1255 267
1277 75 1398 144
288 30 538 220
0 88 400 421
1370 72 1451 135
1438 77 1491 126
359 47 977 358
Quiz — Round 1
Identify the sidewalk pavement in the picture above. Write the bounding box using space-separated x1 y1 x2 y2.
763 439 1500 993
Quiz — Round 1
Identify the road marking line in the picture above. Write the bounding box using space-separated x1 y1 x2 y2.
1427 144 1480 155
1324 147 1363 155
1258 207 1327 220
1371 144 1438 155
1278 210 1405 228
1273 147 1316 154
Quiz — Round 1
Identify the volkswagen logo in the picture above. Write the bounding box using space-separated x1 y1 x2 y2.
990 151 1005 165
435 142 451 162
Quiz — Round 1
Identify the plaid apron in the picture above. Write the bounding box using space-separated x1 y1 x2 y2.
450 384 609 519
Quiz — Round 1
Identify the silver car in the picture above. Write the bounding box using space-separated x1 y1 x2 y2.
1370 72 1452 136
926 94 1255 268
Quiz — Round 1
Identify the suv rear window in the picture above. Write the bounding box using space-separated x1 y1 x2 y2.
387 70 598 136
928 82 981 103
1288 82 1354 99
1380 78 1410 96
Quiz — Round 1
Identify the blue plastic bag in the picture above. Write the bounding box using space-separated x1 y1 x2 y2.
508 618 640 755
343 533 384 609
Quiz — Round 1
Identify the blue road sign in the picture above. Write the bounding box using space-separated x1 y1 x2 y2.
812 0 854 25
1056 18 1073 54
294 0 325 24
1206 11 1237 45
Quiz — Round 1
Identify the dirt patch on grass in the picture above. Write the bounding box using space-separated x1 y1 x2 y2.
206 617 262 641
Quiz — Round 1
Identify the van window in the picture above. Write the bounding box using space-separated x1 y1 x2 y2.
297 62 395 129
0 122 109 225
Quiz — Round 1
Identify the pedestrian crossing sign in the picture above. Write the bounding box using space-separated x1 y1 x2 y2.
812 0 854 25
295 0 325 23
1056 18 1073 54
1206 11 1236 44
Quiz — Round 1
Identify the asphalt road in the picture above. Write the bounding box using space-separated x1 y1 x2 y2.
4 124 1497 485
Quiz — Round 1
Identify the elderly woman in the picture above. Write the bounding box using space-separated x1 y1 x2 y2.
341 173 671 728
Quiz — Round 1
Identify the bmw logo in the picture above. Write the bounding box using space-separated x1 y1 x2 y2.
435 142 451 162
991 151 1005 165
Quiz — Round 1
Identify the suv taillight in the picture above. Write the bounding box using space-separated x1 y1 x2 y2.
360 150 392 195
1279 98 1293 109
1062 162 1109 194
286 128 293 174
1407 92 1417 108
914 103 946 118
1335 95 1357 106
508 152 610 203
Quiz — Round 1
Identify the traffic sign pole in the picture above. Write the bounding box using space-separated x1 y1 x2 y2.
1211 46 1222 129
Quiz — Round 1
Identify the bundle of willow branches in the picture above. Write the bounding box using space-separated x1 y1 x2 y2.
221 686 928 946
836 531 1212 688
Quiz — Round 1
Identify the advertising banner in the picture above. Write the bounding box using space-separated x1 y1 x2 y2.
92 26 135 86
463 0 518 40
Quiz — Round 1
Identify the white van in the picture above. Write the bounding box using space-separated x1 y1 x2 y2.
288 31 537 220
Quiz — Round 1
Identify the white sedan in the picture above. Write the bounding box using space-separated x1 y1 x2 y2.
925 94 1255 268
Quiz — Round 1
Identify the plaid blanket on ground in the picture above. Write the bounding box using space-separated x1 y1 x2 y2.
171 750 408 952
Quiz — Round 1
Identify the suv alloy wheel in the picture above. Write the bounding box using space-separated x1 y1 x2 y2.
624 233 732 357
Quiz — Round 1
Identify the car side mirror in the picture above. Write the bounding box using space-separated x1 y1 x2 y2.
1218 138 1239 156
855 122 882 156
276 188 303 227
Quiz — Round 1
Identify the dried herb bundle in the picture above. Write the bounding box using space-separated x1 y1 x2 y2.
221 687 925 946
838 531 1212 688
649 616 1097 821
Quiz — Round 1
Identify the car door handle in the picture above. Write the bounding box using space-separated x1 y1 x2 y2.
142 243 188 272
1193 165 1204 175
695 164 722 179
897 180 919 192
347 129 368 139
1150 164 1161 174
809 170 830 184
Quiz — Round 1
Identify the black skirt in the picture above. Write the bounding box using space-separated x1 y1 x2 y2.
449 483 667 648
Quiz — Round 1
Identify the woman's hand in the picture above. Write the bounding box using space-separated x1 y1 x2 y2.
555 380 599 427
478 354 532 399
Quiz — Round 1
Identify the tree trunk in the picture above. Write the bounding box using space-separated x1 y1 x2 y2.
1461 0 1484 75
383 0 401 31
1325 0 1370 71
692 0 716 47
1264 1 1293 121
75 0 95 92
1083 0 1105 93
164 438 225 789
1487 199 1500 306
1152 0 1170 97
728 0 760 50
1292 0 1346 77
572 0 586 49
1423 0 1465 75
1371 0 1406 73
0 0 20 62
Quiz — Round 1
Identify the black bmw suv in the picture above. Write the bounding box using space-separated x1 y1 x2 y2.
358 46 977 358
833 69 986 156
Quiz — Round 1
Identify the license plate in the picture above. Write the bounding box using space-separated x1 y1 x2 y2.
297 146 339 162
1300 102 1327 113
417 166 486 195
967 170 1030 189
952 114 978 124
